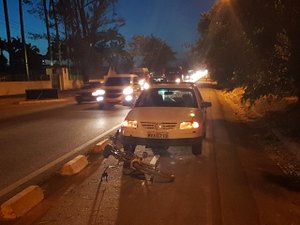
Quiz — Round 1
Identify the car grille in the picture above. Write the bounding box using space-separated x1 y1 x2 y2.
105 89 122 98
140 122 177 130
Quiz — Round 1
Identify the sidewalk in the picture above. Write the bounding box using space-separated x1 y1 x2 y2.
0 91 77 120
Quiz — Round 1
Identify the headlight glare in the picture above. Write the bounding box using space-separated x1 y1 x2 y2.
122 120 137 128
123 86 133 95
92 89 105 96
143 82 150 90
96 96 104 102
138 79 145 86
192 121 200 128
125 95 133 102
180 121 200 129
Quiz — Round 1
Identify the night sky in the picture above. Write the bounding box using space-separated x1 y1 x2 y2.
0 0 215 56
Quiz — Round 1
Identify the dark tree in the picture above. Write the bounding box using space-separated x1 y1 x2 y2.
26 0 126 81
194 0 300 102
56 0 126 81
10 38 43 80
129 35 176 73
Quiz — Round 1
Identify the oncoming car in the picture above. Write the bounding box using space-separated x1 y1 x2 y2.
92 74 142 109
75 81 102 104
119 82 212 155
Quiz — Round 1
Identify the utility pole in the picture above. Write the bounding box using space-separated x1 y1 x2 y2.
19 0 29 80
43 0 53 66
3 0 13 76
50 0 62 66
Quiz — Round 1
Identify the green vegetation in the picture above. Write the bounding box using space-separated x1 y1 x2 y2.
1 1 176 81
194 0 300 102
27 0 129 81
0 37 43 80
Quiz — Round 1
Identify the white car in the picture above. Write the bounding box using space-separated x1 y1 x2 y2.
91 74 142 109
119 82 211 155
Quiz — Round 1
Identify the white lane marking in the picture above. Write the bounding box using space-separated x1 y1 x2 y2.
0 124 121 198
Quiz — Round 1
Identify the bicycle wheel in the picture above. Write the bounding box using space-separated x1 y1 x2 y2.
132 161 175 183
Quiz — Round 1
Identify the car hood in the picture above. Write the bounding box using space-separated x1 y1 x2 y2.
125 107 202 122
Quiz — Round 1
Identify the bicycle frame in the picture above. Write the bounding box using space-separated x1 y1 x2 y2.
103 141 175 182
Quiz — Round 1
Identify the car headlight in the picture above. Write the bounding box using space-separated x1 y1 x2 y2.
125 95 133 102
143 82 150 90
138 79 145 86
96 96 104 102
175 78 181 83
123 86 133 95
92 89 105 96
122 120 137 128
179 121 200 129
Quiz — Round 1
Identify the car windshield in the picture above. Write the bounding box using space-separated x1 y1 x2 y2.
135 88 198 108
82 82 101 89
105 77 131 86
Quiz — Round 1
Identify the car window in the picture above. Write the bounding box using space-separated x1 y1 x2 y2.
105 77 131 86
135 88 198 108
82 82 101 89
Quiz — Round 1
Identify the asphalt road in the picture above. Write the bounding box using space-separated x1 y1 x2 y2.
3 88 300 225
0 102 130 198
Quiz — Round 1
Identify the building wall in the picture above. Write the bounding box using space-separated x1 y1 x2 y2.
0 67 85 96
0 81 52 96
0 80 83 96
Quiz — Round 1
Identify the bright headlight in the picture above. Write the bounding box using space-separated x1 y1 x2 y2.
122 120 137 128
125 95 133 102
96 96 104 102
92 89 105 96
123 86 133 95
180 121 200 129
143 82 150 90
139 79 145 86
175 78 181 83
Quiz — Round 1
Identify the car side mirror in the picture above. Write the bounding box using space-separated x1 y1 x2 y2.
201 101 212 108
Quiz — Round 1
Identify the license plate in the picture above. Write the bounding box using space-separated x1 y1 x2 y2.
147 132 168 139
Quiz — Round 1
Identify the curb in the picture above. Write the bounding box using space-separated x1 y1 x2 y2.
18 98 69 105
93 138 110 154
60 155 89 176
0 134 114 219
0 185 44 220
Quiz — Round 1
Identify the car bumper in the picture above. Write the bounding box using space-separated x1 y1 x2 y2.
100 96 135 106
120 135 202 147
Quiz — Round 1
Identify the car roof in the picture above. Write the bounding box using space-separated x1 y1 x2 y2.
149 82 197 90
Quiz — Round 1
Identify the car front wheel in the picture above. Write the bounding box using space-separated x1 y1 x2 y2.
192 139 202 155
75 97 82 104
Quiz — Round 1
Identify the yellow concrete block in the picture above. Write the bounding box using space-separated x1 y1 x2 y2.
60 155 88 176
0 185 44 220
93 138 110 153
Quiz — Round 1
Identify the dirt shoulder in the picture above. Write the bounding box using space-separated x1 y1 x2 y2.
221 88 300 178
